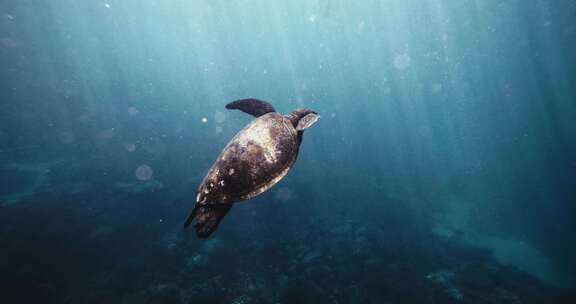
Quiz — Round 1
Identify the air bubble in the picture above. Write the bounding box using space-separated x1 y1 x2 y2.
275 187 292 202
393 54 411 70
135 164 153 181
431 83 443 94
128 107 139 116
125 143 137 152
214 111 226 123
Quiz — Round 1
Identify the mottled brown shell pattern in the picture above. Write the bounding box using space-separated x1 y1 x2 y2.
197 112 298 205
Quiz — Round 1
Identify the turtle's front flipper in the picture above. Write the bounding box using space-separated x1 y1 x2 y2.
225 98 276 117
184 204 232 238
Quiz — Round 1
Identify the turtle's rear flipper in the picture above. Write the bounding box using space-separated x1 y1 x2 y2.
184 204 232 238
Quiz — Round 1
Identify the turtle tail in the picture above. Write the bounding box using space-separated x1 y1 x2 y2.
184 203 233 238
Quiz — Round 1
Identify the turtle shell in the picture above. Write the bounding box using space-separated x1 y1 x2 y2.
197 112 298 204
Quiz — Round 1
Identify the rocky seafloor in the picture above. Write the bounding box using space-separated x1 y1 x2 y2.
1 160 575 304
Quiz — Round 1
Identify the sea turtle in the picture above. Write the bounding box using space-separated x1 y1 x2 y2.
184 98 320 238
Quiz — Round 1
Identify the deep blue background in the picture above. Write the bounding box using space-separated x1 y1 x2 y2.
1 1 575 303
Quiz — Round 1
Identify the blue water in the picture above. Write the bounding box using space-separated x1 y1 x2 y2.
1 0 575 303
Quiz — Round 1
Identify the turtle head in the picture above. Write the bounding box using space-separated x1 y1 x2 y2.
286 108 320 131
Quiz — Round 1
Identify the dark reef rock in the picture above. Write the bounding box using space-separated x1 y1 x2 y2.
0 159 574 304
